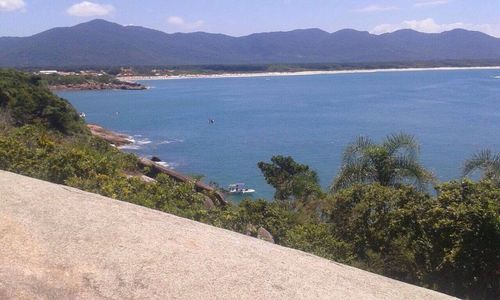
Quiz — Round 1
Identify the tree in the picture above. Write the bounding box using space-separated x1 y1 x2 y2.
258 155 321 203
0 69 83 134
330 133 434 192
418 180 500 299
324 184 430 283
463 149 500 185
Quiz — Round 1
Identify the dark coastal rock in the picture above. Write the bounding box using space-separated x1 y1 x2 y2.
151 156 162 162
257 227 275 244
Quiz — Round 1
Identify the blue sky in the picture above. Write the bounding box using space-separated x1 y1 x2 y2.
1 0 499 37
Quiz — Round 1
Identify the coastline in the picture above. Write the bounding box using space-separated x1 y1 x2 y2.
118 66 500 82
49 82 147 91
87 124 134 147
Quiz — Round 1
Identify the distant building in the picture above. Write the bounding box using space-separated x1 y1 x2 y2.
38 70 58 75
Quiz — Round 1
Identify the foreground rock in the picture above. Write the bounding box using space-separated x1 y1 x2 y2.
0 171 454 299
257 227 275 243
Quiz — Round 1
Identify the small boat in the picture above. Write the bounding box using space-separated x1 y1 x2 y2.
228 183 255 194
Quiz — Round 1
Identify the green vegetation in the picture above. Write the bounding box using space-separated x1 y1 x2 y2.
463 149 500 185
40 73 122 86
0 69 498 299
37 73 145 90
330 133 435 192
0 70 83 133
258 155 322 205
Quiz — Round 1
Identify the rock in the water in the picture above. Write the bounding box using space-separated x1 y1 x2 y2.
257 227 275 243
151 156 162 162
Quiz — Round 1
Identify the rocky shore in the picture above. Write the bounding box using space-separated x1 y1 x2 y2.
87 124 133 147
50 81 146 91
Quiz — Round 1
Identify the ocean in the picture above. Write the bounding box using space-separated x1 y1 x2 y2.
58 69 500 200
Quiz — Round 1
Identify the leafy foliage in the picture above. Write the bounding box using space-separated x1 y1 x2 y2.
322 182 499 299
258 155 322 204
418 180 499 299
40 73 122 86
283 223 353 262
331 133 435 192
0 69 84 133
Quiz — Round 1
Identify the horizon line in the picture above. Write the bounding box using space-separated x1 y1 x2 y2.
2 18 498 39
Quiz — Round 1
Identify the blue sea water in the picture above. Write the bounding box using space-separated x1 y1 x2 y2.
58 69 500 200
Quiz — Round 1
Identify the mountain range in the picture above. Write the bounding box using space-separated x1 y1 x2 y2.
1 19 500 67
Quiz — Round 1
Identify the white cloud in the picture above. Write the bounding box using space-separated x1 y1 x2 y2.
356 5 398 13
167 16 204 31
371 18 500 37
67 1 114 17
0 0 25 12
414 0 449 8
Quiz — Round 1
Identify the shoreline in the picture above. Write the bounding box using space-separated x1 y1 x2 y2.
118 66 500 81
49 82 147 91
87 124 134 147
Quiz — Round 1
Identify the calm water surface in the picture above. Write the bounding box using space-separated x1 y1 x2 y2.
58 70 500 199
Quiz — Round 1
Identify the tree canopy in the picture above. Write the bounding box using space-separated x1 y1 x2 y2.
0 69 83 134
330 133 435 192
258 155 321 204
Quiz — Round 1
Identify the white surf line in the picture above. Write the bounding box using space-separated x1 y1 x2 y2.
118 66 500 82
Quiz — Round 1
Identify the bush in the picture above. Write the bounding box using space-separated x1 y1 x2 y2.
0 69 84 133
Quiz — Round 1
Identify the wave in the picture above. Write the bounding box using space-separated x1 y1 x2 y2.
158 139 184 145
118 135 151 150
136 139 152 145
155 161 178 169
118 144 142 150
494 76 500 79
118 134 182 151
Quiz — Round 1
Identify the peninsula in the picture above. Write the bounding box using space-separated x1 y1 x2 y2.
39 71 146 91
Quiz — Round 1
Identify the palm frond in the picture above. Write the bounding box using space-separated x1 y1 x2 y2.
383 132 419 160
330 160 374 193
463 149 500 179
394 156 436 190
342 136 374 165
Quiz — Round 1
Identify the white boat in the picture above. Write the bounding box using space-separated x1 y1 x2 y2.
228 183 255 194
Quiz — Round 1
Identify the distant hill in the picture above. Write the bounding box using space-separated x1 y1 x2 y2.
1 19 500 67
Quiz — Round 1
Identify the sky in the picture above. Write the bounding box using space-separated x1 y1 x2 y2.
1 0 499 37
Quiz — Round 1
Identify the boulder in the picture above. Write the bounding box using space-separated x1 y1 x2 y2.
257 227 275 244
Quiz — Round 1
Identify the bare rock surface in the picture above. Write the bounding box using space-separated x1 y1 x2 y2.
257 227 275 243
0 171 455 299
87 124 132 147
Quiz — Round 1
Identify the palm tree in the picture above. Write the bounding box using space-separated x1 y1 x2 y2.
463 149 500 183
330 133 434 192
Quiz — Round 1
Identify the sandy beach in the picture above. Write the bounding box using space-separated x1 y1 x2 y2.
118 66 500 82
